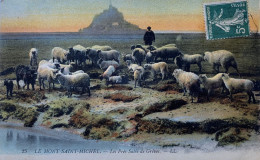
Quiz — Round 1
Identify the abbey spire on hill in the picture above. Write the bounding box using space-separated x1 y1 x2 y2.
79 4 145 34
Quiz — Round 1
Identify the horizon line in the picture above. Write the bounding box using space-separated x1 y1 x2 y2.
0 31 259 34
0 31 205 34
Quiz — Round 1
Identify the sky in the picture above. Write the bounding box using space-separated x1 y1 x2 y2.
0 0 259 32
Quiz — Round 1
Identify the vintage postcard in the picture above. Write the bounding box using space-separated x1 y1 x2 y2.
0 0 259 160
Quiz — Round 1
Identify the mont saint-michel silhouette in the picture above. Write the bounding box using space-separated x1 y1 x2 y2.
79 2 145 34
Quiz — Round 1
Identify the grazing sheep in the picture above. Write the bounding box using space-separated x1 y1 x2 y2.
134 44 150 53
145 51 155 63
221 73 255 103
24 68 37 90
72 45 89 67
131 44 157 51
123 54 136 63
37 65 59 91
16 65 37 90
39 60 60 69
29 48 38 67
106 76 122 86
70 70 84 75
86 48 99 66
59 69 84 92
172 69 200 103
97 50 121 63
68 47 75 63
144 62 168 80
146 45 157 51
204 50 240 76
174 53 204 72
68 45 88 66
134 69 142 88
151 46 181 62
91 45 112 51
126 60 145 81
126 60 143 72
39 60 50 66
15 65 28 90
199 73 226 101
51 47 69 64
48 59 59 64
135 66 145 79
126 60 139 71
59 63 75 75
99 65 115 81
97 59 119 70
4 80 13 98
56 72 91 97
132 48 146 66
131 45 157 64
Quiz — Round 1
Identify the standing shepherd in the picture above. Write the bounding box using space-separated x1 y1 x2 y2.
143 26 155 45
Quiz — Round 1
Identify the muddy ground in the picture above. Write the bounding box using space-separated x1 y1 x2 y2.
0 61 259 151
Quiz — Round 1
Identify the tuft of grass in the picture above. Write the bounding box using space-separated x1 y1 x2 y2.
43 98 90 120
0 101 39 127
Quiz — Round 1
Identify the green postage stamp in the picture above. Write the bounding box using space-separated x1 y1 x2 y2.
204 0 250 40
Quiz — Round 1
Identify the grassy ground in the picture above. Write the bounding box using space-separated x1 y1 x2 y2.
0 33 259 150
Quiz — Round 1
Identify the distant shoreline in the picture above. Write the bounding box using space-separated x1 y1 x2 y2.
0 32 259 35
0 31 204 35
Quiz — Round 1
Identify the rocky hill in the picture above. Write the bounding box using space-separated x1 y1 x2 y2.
80 5 145 34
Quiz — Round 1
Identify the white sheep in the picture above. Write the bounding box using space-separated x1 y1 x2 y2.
145 51 154 64
221 73 256 103
59 62 75 75
86 48 99 66
51 47 69 64
29 48 38 67
91 45 112 51
48 59 59 64
172 69 200 103
126 60 145 80
199 73 226 101
126 60 139 72
97 59 119 70
144 62 168 80
204 50 240 76
70 70 84 75
151 46 181 62
123 54 136 63
97 50 121 64
106 76 122 86
99 65 115 81
37 65 59 91
134 69 142 88
135 66 145 79
39 60 50 66
56 72 91 97
39 60 60 69
174 53 204 72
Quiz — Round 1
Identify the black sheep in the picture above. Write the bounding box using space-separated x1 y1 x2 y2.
16 65 37 90
4 80 13 98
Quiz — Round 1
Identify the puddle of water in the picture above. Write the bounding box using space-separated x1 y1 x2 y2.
169 116 200 122
0 122 157 154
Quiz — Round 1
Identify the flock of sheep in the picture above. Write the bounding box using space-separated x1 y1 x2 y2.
3 43 256 104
